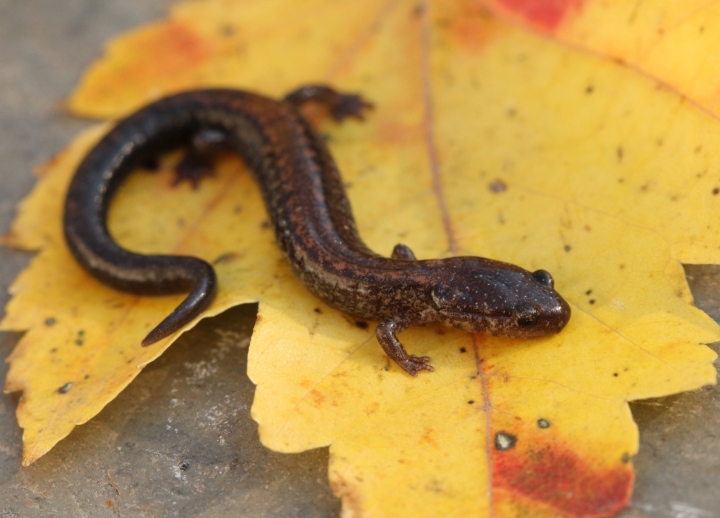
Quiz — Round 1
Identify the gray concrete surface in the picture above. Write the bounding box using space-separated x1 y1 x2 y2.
0 1 718 517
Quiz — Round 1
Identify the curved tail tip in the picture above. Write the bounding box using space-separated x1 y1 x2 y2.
140 327 163 347
141 326 168 347
139 259 217 347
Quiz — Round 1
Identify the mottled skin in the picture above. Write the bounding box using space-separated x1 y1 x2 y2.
63 85 571 376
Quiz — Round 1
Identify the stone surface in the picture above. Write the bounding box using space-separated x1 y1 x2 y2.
0 1 718 516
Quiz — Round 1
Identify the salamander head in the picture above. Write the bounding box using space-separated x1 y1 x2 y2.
430 259 571 338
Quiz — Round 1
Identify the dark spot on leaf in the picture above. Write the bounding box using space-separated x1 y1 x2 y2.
618 178 624 183
423 478 443 493
355 320 369 330
506 107 516 118
233 205 243 214
75 339 84 346
221 24 236 37
460 347 466 353
585 85 594 94
84 374 90 380
613 372 619 377
489 179 507 193
713 187 719 195
621 453 631 463
564 245 572 253
494 431 517 451
45 317 56 326
50 348 57 353
58 382 73 394
314 307 322 314
260 220 271 229
537 418 550 429
585 289 592 295
213 252 239 265
179 461 190 471
468 400 475 405
617 147 623 162
589 299 596 305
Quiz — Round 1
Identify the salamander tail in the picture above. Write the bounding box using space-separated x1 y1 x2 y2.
141 261 217 346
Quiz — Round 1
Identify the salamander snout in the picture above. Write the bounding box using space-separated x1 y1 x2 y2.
513 294 571 335
511 268 571 333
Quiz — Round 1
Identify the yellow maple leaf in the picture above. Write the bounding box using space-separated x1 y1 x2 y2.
2 0 719 516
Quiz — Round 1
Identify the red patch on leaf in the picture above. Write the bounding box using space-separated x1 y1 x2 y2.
124 22 215 79
492 427 633 517
491 0 585 32
443 0 498 53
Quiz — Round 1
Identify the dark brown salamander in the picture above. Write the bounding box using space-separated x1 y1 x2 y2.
63 85 571 376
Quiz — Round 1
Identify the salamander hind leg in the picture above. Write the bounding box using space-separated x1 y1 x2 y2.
391 243 417 261
173 128 230 189
283 85 374 122
376 316 435 376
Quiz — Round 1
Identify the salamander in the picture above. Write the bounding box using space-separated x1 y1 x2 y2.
63 85 571 376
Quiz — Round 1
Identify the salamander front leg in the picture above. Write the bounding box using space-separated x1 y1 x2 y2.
283 85 374 122
173 129 230 188
376 314 436 376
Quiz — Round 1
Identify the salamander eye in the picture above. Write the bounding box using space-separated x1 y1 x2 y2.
532 269 554 288
515 303 540 328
